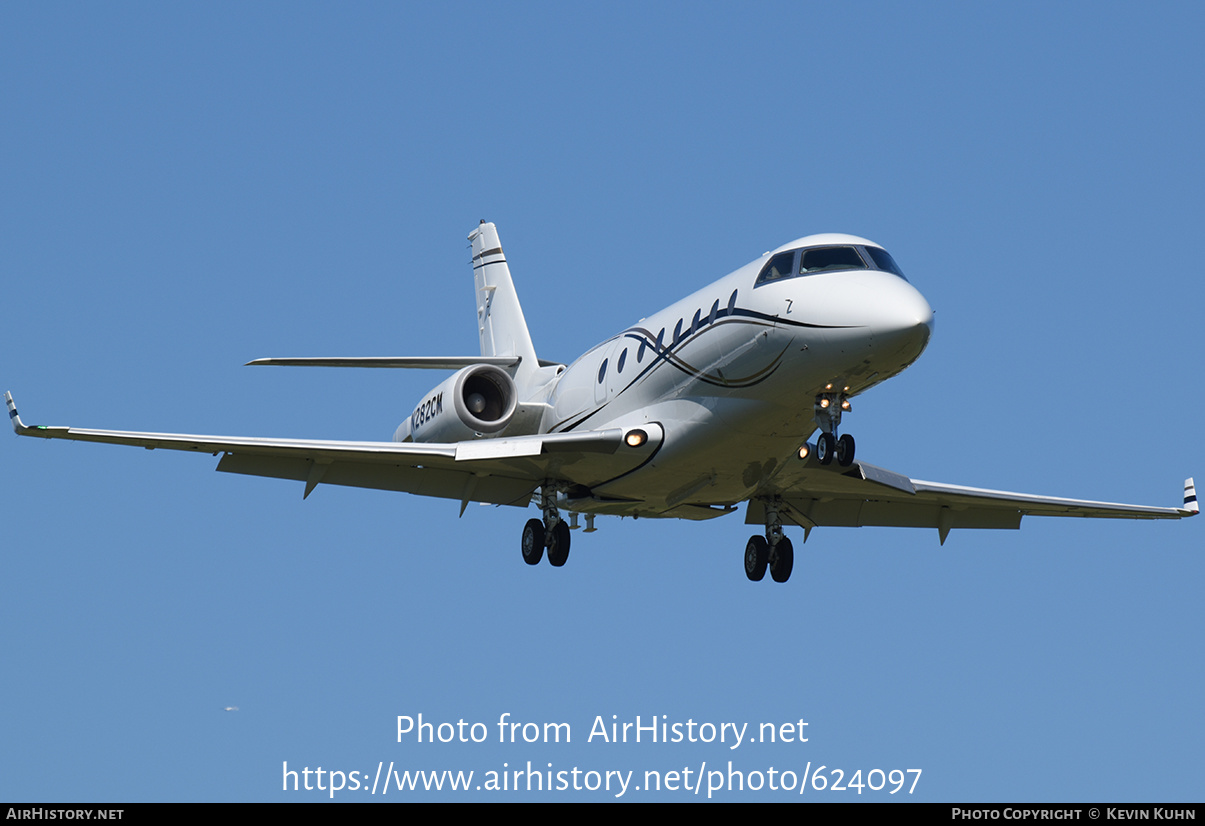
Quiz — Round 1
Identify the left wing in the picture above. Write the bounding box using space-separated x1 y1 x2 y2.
753 445 1196 544
6 392 660 509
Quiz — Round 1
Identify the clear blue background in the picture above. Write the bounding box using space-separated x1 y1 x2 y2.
3 2 1201 802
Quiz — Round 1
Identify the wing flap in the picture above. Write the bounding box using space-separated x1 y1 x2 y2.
216 454 536 506
761 496 1023 531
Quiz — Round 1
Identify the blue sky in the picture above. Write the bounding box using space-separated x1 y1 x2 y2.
3 2 1202 802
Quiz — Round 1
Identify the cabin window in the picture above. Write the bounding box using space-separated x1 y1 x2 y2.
637 339 646 362
656 328 665 353
690 309 701 336
727 289 738 313
799 246 867 274
597 358 608 384
673 319 683 345
709 299 719 325
617 348 627 374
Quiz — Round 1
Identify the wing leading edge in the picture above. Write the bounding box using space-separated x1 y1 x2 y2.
5 392 660 509
754 448 1196 545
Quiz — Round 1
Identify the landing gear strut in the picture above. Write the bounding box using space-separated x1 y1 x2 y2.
814 390 856 467
521 482 572 567
745 497 795 583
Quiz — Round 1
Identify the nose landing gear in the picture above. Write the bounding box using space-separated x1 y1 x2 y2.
814 391 856 467
745 497 795 583
817 432 855 466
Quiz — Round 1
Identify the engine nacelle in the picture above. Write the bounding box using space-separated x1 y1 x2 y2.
395 364 519 443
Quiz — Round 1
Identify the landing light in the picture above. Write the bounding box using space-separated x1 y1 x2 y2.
841 399 851 412
819 398 830 409
625 429 648 448
798 445 810 460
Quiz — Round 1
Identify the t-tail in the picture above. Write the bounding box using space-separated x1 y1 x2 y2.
469 220 540 390
247 221 547 390
242 221 554 446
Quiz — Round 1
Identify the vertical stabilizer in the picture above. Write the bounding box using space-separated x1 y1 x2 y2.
468 221 539 387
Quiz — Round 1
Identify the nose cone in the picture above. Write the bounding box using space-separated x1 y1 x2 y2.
875 281 934 362
778 269 934 372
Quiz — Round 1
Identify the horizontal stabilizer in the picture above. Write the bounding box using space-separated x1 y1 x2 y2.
247 356 518 369
246 356 564 370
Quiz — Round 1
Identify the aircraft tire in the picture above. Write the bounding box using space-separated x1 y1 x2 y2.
744 535 769 581
817 433 836 465
770 536 794 583
547 520 571 567
837 434 856 467
522 519 545 565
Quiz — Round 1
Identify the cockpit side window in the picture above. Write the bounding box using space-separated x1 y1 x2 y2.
754 250 798 286
865 247 907 280
799 246 867 274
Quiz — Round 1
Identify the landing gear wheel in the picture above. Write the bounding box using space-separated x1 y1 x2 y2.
547 520 571 567
769 536 794 583
744 535 769 581
522 519 545 565
836 433 856 467
817 432 836 465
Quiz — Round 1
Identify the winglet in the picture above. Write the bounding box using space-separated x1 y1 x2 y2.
1185 478 1198 515
6 391 29 435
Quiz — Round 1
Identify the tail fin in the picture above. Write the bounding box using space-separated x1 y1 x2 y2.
468 221 539 388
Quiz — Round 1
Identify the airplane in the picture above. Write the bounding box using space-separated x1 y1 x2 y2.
6 221 1197 583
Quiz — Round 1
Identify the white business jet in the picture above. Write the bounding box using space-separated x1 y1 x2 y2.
6 221 1196 583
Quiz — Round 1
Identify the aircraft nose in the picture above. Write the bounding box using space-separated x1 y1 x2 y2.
870 280 934 362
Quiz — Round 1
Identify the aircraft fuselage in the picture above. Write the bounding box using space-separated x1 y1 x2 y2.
537 234 935 514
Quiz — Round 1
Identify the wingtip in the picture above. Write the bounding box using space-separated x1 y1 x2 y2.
6 391 27 434
1184 477 1198 515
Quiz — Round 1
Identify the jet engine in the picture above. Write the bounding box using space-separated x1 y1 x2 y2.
397 364 518 443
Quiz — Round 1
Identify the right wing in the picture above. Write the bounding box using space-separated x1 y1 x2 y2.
6 392 659 509
755 445 1195 544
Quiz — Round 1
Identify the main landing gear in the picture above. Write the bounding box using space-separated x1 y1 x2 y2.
814 390 856 467
745 497 794 583
521 482 571 567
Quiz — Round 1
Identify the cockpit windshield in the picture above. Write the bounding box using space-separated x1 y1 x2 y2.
864 247 906 279
754 243 908 286
800 246 867 273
